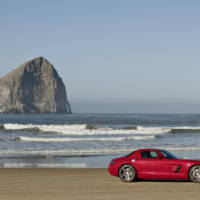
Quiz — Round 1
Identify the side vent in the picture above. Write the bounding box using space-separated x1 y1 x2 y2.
175 165 182 172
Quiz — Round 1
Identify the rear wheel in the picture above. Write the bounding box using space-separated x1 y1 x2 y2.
189 165 200 183
118 164 136 182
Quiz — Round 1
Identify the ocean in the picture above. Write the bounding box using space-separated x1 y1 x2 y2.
0 113 200 168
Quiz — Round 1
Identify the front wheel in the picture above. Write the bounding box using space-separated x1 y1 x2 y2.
189 165 200 183
118 164 136 182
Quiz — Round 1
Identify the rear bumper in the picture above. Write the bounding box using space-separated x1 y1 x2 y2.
108 163 118 176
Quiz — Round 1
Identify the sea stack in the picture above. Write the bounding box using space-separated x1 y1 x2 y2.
0 57 72 114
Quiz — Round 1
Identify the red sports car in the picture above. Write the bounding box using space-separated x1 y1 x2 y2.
108 148 200 183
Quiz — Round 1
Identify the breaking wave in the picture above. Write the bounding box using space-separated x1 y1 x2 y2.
1 123 169 135
16 135 156 142
2 123 200 136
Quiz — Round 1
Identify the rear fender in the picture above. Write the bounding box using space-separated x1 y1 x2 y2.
118 163 137 177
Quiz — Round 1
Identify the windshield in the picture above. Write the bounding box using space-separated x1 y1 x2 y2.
160 150 177 159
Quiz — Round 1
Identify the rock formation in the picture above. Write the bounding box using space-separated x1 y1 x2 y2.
0 57 72 114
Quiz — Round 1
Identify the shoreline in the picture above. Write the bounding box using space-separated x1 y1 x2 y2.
0 168 200 200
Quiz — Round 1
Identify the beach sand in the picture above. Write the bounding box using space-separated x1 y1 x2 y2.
0 168 199 200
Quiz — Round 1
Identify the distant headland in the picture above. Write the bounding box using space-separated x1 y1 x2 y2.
0 57 72 114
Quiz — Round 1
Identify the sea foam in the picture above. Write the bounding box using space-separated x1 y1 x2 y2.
3 123 170 135
17 135 155 142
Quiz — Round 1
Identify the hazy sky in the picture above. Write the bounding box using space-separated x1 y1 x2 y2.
0 0 200 113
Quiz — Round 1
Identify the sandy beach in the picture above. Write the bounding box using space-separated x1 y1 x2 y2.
0 168 199 200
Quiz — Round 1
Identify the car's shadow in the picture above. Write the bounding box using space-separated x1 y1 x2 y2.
137 179 191 183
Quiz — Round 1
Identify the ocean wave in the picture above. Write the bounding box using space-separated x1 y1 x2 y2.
0 148 133 157
17 135 155 142
0 163 87 168
0 124 4 130
0 146 200 158
3 123 170 135
167 146 200 150
0 137 20 141
3 123 200 135
170 127 200 133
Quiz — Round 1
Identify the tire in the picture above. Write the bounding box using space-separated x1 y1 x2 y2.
118 164 136 182
189 165 200 183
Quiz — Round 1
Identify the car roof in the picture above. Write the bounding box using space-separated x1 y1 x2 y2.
136 148 161 152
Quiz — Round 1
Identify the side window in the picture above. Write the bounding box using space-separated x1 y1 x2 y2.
141 151 158 158
150 151 158 158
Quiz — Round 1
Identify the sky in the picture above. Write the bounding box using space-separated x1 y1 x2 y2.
0 0 200 113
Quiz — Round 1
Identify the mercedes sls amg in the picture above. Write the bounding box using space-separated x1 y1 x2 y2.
108 149 200 183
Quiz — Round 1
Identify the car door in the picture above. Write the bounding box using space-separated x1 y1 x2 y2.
136 150 185 179
136 150 170 179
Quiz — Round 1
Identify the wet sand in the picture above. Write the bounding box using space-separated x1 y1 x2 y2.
0 168 199 200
